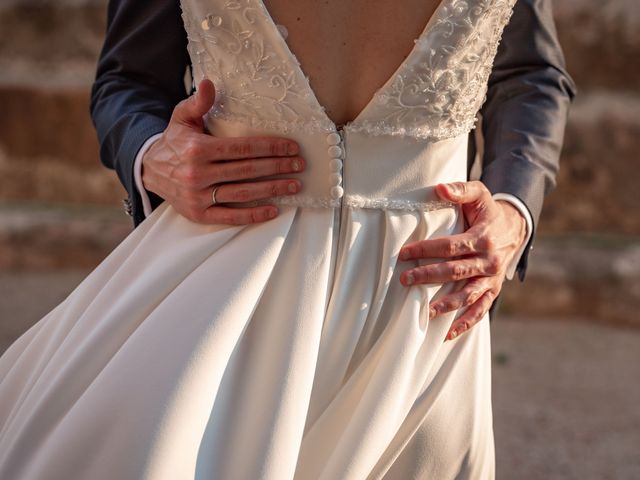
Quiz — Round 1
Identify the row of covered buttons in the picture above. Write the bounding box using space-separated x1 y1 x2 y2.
326 132 344 199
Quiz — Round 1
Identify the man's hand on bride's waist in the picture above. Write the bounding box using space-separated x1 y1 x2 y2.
141 79 305 225
397 180 528 342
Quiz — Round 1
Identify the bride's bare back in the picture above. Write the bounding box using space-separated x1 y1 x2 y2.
263 0 442 126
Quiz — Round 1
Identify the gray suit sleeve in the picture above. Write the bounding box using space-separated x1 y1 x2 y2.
478 0 577 281
89 0 191 226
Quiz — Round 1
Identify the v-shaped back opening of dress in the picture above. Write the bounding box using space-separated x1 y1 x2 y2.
256 0 448 129
186 0 517 141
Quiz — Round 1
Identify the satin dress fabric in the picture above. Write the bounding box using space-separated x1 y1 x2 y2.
0 0 517 478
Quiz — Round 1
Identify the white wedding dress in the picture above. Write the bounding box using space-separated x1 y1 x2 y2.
0 0 516 478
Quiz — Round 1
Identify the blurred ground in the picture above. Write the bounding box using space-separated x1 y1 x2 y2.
1 269 639 480
492 318 640 480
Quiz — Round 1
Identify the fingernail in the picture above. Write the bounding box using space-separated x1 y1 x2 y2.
288 182 298 193
449 329 458 339
404 273 414 285
291 159 301 171
428 307 436 318
399 249 410 261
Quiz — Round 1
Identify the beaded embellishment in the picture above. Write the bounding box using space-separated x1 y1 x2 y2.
180 0 516 140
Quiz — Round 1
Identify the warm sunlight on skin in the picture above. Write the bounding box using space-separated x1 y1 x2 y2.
398 181 527 341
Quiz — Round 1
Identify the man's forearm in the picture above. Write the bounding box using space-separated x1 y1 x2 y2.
479 0 577 281
89 0 191 226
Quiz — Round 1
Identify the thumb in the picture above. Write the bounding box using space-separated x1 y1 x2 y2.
172 78 216 127
435 181 488 203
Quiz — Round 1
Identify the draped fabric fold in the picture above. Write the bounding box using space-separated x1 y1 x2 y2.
0 0 516 477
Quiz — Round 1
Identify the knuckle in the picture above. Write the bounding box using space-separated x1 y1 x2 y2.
453 320 467 335
271 140 289 156
441 297 457 311
269 142 280 156
472 180 487 194
476 234 495 252
476 296 492 315
451 263 467 280
416 267 430 283
485 255 502 275
473 306 487 321
443 242 457 257
229 141 252 157
251 209 267 224
401 246 413 259
465 288 481 305
183 140 204 159
237 162 256 178
233 187 252 202
419 243 432 258
460 237 475 254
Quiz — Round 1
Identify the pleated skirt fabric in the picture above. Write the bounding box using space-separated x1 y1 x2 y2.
0 197 494 479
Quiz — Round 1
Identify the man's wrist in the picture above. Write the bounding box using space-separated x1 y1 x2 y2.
496 200 527 244
492 193 533 280
133 132 164 218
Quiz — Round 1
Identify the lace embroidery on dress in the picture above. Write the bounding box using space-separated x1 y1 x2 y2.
180 0 334 134
350 0 517 140
179 0 516 140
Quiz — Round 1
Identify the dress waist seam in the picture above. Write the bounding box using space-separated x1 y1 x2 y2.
240 194 457 212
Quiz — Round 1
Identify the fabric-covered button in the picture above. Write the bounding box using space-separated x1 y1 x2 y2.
276 23 289 40
330 186 344 199
325 132 341 145
329 158 342 172
328 145 342 158
201 14 222 30
329 173 342 185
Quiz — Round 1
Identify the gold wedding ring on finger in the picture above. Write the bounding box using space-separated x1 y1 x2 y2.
211 184 222 206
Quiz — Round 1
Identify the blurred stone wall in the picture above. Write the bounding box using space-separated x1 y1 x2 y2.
0 1 121 205
547 0 640 235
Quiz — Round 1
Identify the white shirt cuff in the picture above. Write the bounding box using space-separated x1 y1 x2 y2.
133 133 164 218
492 193 533 281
